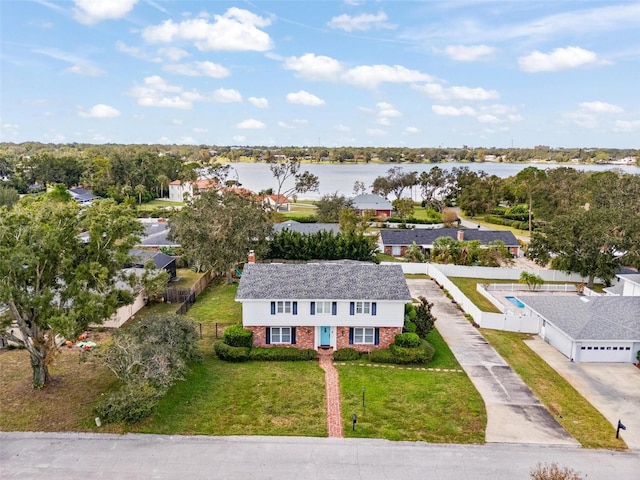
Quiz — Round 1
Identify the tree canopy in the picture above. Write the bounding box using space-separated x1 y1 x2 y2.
0 198 142 388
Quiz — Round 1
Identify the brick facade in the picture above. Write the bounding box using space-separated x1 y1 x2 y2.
245 325 401 352
246 326 315 349
336 326 401 353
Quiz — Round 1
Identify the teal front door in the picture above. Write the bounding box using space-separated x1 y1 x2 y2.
320 326 331 346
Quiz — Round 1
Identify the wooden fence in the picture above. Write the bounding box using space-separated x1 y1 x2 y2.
168 270 215 316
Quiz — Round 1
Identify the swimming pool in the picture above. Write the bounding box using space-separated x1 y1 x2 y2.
505 296 525 308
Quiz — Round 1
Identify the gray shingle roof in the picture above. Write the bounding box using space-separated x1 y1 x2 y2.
236 262 411 301
274 221 341 235
352 194 392 211
139 221 179 247
522 296 640 341
129 249 175 270
379 228 519 247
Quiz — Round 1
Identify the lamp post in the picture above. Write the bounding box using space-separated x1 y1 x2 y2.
362 386 366 409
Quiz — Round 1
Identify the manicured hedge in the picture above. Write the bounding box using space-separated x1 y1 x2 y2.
367 348 397 364
223 325 254 348
333 348 361 361
366 340 435 365
394 332 421 348
214 341 251 362
249 347 317 361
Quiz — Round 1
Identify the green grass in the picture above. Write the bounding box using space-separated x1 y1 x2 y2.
462 213 531 238
131 356 327 437
136 199 184 211
411 206 442 223
448 277 510 313
335 328 485 443
481 329 627 450
377 253 403 262
186 280 241 325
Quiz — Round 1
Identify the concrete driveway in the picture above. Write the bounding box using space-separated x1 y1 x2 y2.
406 278 577 446
525 337 640 450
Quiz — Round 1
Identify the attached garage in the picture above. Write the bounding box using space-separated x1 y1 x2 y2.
524 296 640 364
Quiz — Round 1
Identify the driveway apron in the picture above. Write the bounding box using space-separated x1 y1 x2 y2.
406 278 578 445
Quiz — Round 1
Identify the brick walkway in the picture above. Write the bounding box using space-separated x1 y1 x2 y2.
318 349 343 438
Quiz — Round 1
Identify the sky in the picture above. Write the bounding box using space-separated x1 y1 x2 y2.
1 1 639 149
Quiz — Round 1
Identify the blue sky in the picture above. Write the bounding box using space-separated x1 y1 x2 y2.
1 1 639 148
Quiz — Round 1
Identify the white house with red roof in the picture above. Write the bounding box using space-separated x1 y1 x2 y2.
261 194 291 211
168 179 218 202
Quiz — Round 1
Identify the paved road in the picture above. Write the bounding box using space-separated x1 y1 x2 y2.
525 337 640 450
406 279 578 446
1 432 637 480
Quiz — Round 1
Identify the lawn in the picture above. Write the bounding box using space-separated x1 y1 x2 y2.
186 279 241 325
411 206 442 223
137 199 184 211
336 328 486 443
481 329 627 450
448 277 513 313
461 213 531 238
131 356 327 437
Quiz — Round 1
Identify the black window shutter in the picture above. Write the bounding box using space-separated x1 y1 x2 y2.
350 302 355 315
348 328 354 345
293 301 298 315
310 302 315 315
291 327 296 345
266 328 271 344
270 302 275 315
372 302 377 316
374 328 380 345
332 302 337 315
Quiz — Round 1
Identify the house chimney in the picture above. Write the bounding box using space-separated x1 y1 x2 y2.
248 250 255 263
457 230 464 241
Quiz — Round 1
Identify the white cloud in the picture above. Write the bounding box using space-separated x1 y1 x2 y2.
327 10 396 32
286 90 325 106
78 104 121 118
366 128 387 136
73 0 138 25
65 65 106 76
248 97 269 108
193 127 208 133
613 120 640 132
579 101 623 113
236 119 265 129
163 61 230 78
432 105 477 116
142 7 273 52
442 44 496 61
415 83 499 101
404 127 419 134
211 88 242 103
283 53 342 81
518 46 598 72
171 119 183 125
116 41 161 62
157 47 190 61
128 75 198 109
278 121 295 129
477 114 500 124
178 136 196 144
374 102 401 126
342 64 433 89
335 124 351 132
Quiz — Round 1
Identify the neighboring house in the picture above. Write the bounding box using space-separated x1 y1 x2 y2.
137 219 180 249
604 274 640 297
69 187 99 205
522 296 640 363
235 261 412 352
103 268 147 328
352 194 392 217
168 179 218 202
274 220 341 235
126 249 177 280
379 228 520 257
262 194 291 211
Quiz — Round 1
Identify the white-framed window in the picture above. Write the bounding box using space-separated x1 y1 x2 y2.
277 301 291 314
353 327 375 344
355 301 370 314
316 301 332 314
271 327 291 344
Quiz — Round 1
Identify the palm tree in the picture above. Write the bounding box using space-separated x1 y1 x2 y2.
156 174 170 198
134 184 147 205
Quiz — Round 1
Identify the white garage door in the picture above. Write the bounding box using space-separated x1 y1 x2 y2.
579 344 632 362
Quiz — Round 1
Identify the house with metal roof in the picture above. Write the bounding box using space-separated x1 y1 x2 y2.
522 296 640 363
235 261 411 352
379 228 520 257
352 193 392 217
273 220 341 235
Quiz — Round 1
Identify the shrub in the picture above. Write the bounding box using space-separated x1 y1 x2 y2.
214 341 251 362
223 324 254 348
403 320 417 333
95 383 162 424
389 340 435 364
530 462 583 480
394 332 421 348
333 348 361 361
367 348 397 364
249 347 317 361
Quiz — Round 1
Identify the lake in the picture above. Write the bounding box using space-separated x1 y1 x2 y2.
226 162 640 200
